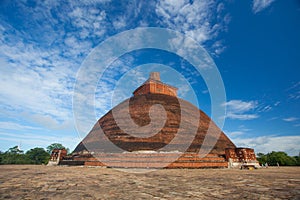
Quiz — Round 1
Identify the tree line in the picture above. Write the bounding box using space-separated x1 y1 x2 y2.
0 143 68 165
1 145 299 166
256 151 300 166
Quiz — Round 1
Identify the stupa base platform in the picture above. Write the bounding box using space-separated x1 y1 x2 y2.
59 152 228 169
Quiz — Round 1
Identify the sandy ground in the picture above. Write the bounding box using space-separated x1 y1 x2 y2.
0 165 299 200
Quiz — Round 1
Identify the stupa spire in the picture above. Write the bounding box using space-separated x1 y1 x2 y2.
149 72 160 81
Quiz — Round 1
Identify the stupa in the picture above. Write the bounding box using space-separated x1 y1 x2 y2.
59 72 259 168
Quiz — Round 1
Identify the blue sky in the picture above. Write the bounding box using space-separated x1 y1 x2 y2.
0 0 299 155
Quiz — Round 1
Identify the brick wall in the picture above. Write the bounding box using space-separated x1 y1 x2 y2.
225 148 257 162
64 152 228 168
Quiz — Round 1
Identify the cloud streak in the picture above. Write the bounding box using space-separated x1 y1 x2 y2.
252 0 276 14
283 117 299 122
0 121 42 131
223 100 259 120
287 81 300 100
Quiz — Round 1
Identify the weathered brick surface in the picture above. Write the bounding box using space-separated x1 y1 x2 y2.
73 94 236 155
63 152 228 169
225 148 257 162
70 93 238 168
133 80 178 97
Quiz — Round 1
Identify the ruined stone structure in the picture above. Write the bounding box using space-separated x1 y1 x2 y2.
47 149 67 166
226 148 260 169
59 72 258 168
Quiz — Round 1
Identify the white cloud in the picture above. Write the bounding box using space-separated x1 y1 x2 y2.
274 101 280 106
252 0 276 14
0 1 115 131
113 17 127 30
226 113 259 120
259 105 272 112
0 121 42 131
68 7 108 39
268 117 278 121
225 125 252 138
224 100 258 113
223 100 259 120
155 0 229 55
75 0 112 5
233 135 300 156
0 46 76 127
227 131 245 137
283 117 299 122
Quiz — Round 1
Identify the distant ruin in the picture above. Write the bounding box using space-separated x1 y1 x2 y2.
47 149 67 166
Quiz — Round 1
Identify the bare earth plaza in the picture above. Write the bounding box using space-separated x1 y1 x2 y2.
0 165 299 199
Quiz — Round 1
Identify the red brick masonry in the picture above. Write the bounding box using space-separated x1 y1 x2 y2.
60 152 228 168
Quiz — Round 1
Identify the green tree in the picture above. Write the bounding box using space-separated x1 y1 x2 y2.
6 146 24 154
294 155 300 166
0 151 3 163
26 148 50 164
257 151 297 166
46 143 68 154
1 146 31 164
268 151 297 166
256 152 267 165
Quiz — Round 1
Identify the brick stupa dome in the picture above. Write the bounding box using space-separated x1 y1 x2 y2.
73 93 236 154
60 72 258 168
